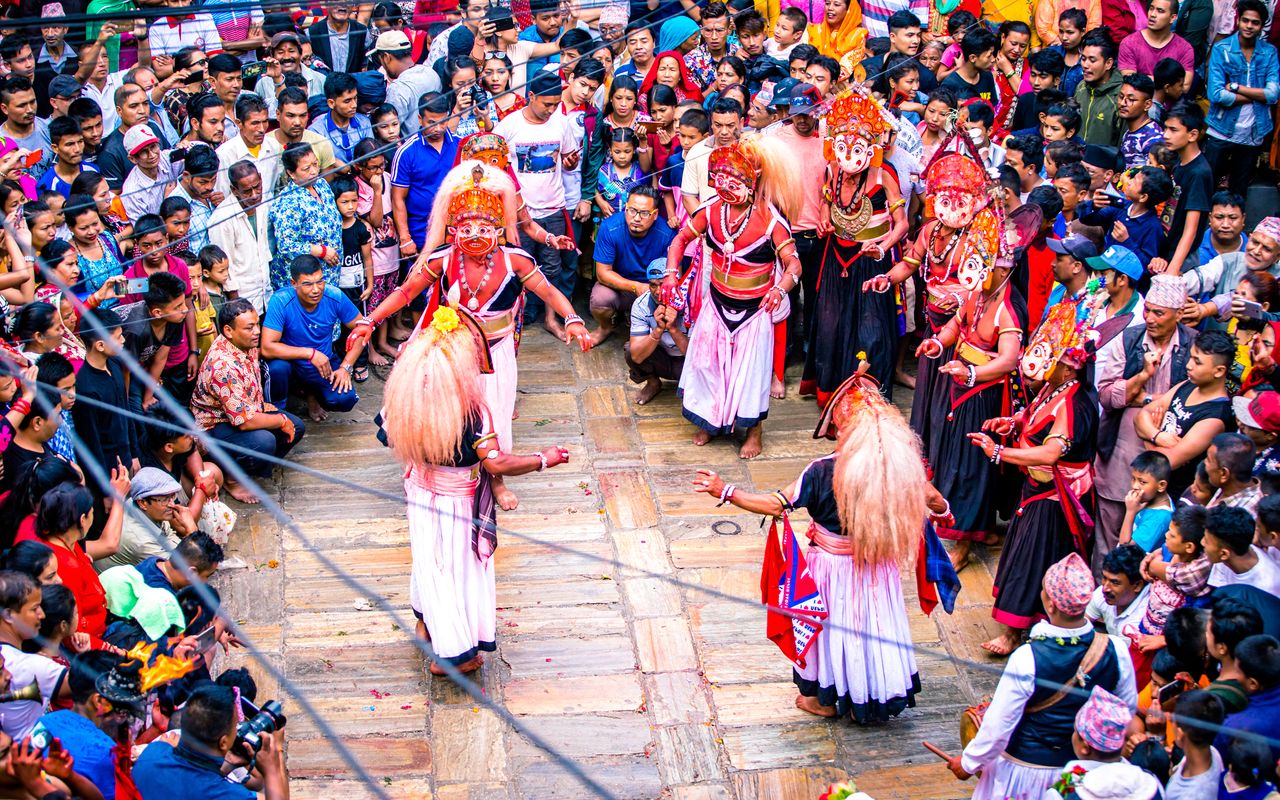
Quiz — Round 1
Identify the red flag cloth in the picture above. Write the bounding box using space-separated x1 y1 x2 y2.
916 536 940 616
761 515 828 668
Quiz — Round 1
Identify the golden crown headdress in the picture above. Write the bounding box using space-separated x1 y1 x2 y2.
458 132 510 168
825 88 890 143
447 164 504 225
925 151 988 195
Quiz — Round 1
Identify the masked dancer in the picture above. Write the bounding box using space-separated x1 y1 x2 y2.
349 162 590 510
382 306 572 675
801 89 909 406
661 134 803 459
969 293 1102 656
691 367 938 723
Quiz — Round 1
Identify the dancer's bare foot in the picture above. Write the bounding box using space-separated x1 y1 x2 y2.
795 695 837 717
308 396 329 423
224 480 260 505
692 428 711 446
894 369 916 390
377 343 400 360
981 532 1001 546
771 375 787 399
459 654 484 673
587 325 613 347
428 661 447 676
634 377 662 405
367 348 389 367
981 631 1021 657
493 477 519 511
544 313 566 341
948 540 971 573
415 620 430 642
739 426 763 459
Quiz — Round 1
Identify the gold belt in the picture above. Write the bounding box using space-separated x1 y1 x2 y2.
956 340 993 366
852 218 890 242
476 309 515 339
1028 467 1053 484
711 266 772 292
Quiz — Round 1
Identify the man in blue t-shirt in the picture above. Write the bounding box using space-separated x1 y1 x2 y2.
261 255 364 421
587 185 677 346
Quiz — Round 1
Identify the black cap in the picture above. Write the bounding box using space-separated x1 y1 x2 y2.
1046 233 1100 262
529 69 563 97
1083 144 1121 172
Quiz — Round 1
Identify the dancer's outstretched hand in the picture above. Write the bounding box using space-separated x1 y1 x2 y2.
863 274 891 293
692 469 725 497
566 321 592 352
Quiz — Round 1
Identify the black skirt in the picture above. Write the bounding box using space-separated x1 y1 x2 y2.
910 306 956 467
992 484 1093 628
931 376 1006 542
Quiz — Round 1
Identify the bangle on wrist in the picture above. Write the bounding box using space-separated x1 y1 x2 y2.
564 313 584 327
534 451 548 471
10 398 30 416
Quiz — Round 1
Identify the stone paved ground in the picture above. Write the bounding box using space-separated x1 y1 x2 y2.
212 326 1013 800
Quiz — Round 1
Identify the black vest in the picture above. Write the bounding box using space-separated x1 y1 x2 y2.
1004 631 1122 768
1096 323 1195 459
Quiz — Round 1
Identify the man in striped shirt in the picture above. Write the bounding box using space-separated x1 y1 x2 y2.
860 0 928 41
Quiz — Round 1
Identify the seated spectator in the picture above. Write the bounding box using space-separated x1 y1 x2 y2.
31 649 144 800
1212 634 1280 764
93 467 199 572
140 404 223 503
1121 450 1174 552
1204 504 1280 595
1 541 60 587
627 258 689 406
588 186 677 347
191 299 306 504
132 683 287 800
261 255 362 422
1088 543 1151 641
1205 433 1262 512
0 570 70 740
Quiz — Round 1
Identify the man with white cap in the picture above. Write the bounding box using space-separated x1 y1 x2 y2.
1181 216 1280 327
375 30 442 137
948 553 1137 799
1093 274 1197 570
120 125 183 220
93 467 197 572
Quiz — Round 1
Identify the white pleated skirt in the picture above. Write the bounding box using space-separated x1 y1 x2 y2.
970 757 1058 800
405 465 496 664
794 549 921 723
483 333 517 451
679 304 774 436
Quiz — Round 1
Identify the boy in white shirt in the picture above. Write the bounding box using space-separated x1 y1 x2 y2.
765 8 808 61
1205 505 1280 596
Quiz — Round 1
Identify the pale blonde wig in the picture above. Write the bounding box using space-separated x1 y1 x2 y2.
832 394 927 569
382 320 487 468
422 160 520 253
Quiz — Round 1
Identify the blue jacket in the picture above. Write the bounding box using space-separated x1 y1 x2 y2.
1207 33 1280 142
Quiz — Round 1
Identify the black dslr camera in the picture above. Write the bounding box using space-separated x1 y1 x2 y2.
236 699 287 753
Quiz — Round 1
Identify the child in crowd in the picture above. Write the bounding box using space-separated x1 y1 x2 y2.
1203 504 1280 595
120 272 189 415
596 126 646 222
1151 58 1187 124
193 245 229 363
370 104 402 148
1256 493 1280 566
1218 738 1279 799
1185 461 1215 506
332 175 373 383
1166 690 1225 799
1122 451 1175 552
934 10 976 81
672 107 709 225
765 7 806 60
963 101 1004 171
1206 595 1262 715
353 138 399 366
1044 139 1083 180
1140 505 1212 631
1052 163 1090 237
159 195 192 259
882 58 926 125
1080 165 1171 267
0 570 71 740
72 311 135 482
35 353 77 468
644 85 680 177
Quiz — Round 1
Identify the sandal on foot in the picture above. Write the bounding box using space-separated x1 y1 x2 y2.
353 365 370 383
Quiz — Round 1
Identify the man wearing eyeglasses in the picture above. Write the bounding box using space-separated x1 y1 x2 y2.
587 185 676 347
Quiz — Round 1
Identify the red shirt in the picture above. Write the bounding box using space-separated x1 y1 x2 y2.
1025 240 1056 328
15 529 107 644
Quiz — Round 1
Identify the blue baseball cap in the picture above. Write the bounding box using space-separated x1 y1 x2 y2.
646 258 669 282
1086 245 1143 280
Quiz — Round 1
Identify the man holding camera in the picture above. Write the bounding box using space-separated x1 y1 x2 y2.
133 684 288 800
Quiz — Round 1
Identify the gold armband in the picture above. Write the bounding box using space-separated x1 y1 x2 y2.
887 198 906 213
902 256 922 266
473 432 498 449
519 267 546 285
777 237 797 252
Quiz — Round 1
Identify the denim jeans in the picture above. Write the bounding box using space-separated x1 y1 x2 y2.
519 211 570 323
266 357 359 412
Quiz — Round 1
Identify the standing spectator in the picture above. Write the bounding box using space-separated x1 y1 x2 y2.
167 144 219 254
1198 192 1247 269
119 126 182 221
268 143 343 289
1204 0 1280 199
205 54 245 141
1075 31 1124 146
1175 0 1216 66
389 93 458 260
35 117 90 199
1157 102 1214 277
98 83 169 191
0 77 52 178
308 72 373 166
493 70 580 334
73 312 137 483
202 0 265 63
940 27 998 105
1117 75 1165 169
860 0 928 42
251 33 326 117
268 88 339 179
191 299 306 504
376 31 442 138
147 1 223 59
1036 0 1101 48
216 93 281 197
308 2 368 73
261 256 363 422
209 161 272 312
1119 0 1196 92
521 0 566 77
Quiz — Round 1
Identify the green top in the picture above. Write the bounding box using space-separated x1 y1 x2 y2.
86 0 137 72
